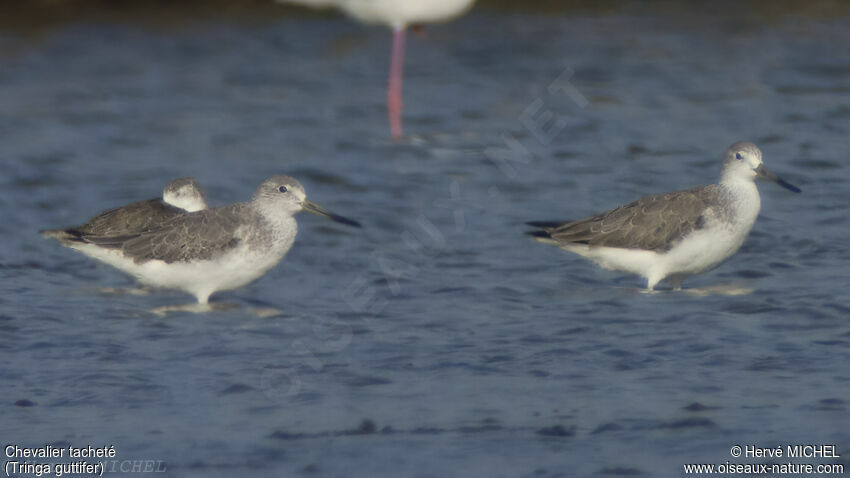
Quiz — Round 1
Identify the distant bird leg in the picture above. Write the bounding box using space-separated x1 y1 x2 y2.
388 25 406 140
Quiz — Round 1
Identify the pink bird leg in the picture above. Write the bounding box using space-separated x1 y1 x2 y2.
387 26 406 140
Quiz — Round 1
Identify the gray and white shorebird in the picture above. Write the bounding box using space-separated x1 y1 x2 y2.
42 177 208 242
45 175 360 304
526 142 801 291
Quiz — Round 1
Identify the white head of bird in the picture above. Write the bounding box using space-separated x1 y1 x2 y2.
163 177 208 213
252 175 362 228
721 142 801 193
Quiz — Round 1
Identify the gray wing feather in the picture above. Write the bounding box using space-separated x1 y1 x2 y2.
84 204 254 264
72 198 185 236
540 185 725 252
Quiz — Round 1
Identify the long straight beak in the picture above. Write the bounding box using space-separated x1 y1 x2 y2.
302 200 362 228
755 164 801 193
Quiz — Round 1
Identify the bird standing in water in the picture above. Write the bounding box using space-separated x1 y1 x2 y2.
280 0 476 140
44 176 360 305
527 142 801 291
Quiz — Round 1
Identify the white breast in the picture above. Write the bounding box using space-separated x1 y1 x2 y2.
651 181 762 283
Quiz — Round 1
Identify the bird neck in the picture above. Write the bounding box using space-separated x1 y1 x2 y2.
719 177 761 227
250 202 296 233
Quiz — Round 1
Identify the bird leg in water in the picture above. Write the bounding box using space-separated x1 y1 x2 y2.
388 26 406 140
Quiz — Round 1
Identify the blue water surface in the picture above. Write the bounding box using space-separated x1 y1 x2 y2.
1 3 849 477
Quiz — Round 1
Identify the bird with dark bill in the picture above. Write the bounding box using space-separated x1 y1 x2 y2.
44 175 360 304
526 142 801 291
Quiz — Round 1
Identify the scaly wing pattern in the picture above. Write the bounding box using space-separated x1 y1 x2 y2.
71 198 184 236
529 185 726 252
82 204 254 264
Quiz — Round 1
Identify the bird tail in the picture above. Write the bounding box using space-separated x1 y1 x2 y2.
525 221 565 229
40 227 133 249
524 221 565 244
40 228 82 242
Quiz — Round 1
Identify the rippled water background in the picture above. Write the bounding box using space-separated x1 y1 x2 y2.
2 2 849 476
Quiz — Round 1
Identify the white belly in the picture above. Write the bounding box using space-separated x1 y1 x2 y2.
652 225 750 281
559 243 659 277
68 240 292 304
299 0 474 27
557 220 753 290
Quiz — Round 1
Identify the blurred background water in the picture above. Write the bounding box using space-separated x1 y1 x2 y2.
1 1 849 476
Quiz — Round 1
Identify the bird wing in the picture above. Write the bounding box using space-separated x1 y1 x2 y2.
532 185 725 252
82 204 253 264
71 198 185 236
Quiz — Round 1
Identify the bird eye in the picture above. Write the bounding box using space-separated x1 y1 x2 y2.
278 186 288 193
735 153 743 160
